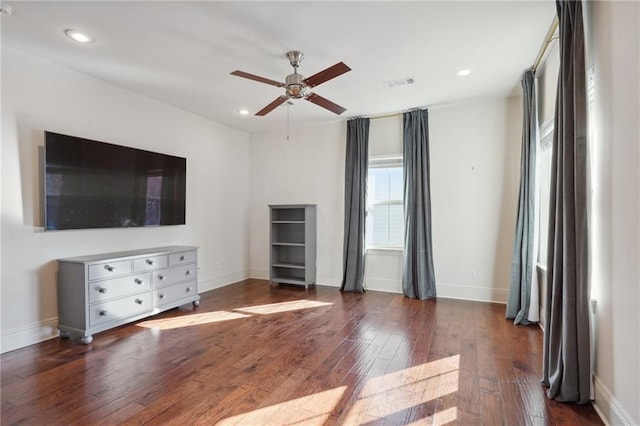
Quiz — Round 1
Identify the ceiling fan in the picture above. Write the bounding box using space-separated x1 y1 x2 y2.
231 51 351 116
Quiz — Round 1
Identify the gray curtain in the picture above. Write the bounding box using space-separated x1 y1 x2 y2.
542 0 590 404
402 109 436 299
506 69 539 325
340 118 369 292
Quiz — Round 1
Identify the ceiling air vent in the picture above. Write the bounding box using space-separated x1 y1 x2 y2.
383 77 415 88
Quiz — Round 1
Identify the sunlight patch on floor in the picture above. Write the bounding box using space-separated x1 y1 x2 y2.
218 354 460 425
217 386 347 426
136 311 251 330
233 299 333 315
342 354 460 424
406 406 458 425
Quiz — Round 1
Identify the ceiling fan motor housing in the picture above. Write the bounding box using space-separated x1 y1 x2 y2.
285 73 305 98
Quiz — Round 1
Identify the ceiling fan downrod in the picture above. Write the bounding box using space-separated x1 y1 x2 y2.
285 51 305 98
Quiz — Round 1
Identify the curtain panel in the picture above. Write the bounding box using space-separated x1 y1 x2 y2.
340 118 370 293
402 109 436 300
506 69 540 325
541 0 591 404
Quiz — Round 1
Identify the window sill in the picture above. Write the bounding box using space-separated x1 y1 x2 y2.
366 247 403 255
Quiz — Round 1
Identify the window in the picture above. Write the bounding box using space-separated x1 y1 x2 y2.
366 157 403 249
537 119 553 265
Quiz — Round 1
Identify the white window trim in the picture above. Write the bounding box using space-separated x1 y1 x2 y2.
366 246 403 255
366 156 404 250
368 154 402 169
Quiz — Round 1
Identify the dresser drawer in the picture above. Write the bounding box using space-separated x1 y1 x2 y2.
153 264 197 288
169 250 197 266
133 255 168 272
88 273 151 304
153 281 197 307
89 293 151 327
88 260 132 280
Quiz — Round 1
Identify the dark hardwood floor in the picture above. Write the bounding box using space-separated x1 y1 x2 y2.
1 279 602 425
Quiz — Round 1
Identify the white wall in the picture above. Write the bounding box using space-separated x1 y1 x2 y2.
248 122 346 286
430 97 521 302
586 1 640 424
249 96 522 303
1 47 251 353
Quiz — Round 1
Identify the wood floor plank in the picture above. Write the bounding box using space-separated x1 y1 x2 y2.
0 279 603 425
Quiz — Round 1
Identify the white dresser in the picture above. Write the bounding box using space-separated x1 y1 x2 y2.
57 246 200 344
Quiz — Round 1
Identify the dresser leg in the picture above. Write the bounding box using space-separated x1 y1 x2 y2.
81 335 93 344
192 300 200 307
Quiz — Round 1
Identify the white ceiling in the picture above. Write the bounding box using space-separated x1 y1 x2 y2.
1 1 555 133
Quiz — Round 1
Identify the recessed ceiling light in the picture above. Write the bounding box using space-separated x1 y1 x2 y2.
457 69 472 77
237 108 250 116
64 29 95 44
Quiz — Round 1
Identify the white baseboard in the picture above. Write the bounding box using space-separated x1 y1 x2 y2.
366 278 507 304
1 317 59 354
365 279 507 303
316 276 340 288
437 283 508 304
365 277 403 294
249 269 269 280
248 270 341 288
593 374 636 426
199 269 250 292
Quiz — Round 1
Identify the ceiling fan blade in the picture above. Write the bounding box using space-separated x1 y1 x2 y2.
303 62 351 88
256 96 289 116
305 92 346 115
230 70 285 88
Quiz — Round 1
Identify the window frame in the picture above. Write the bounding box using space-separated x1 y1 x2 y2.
366 155 404 250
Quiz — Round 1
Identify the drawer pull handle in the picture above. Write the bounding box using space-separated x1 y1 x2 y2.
104 265 115 272
134 278 144 285
135 299 144 305
158 275 165 280
185 270 192 275
186 287 192 293
98 287 107 294
99 310 108 316
146 259 155 265
179 255 186 261
159 294 165 299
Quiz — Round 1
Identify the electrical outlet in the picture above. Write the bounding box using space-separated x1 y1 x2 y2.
470 270 476 279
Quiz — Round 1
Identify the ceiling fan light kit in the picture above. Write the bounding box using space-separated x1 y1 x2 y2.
231 50 351 116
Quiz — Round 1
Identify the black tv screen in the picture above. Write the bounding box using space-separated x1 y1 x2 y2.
44 131 186 231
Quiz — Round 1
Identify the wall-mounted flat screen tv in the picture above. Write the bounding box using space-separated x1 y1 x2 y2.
44 131 186 231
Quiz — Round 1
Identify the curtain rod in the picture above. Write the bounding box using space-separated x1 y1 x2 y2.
370 112 402 121
532 16 559 73
364 107 427 121
355 99 486 122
